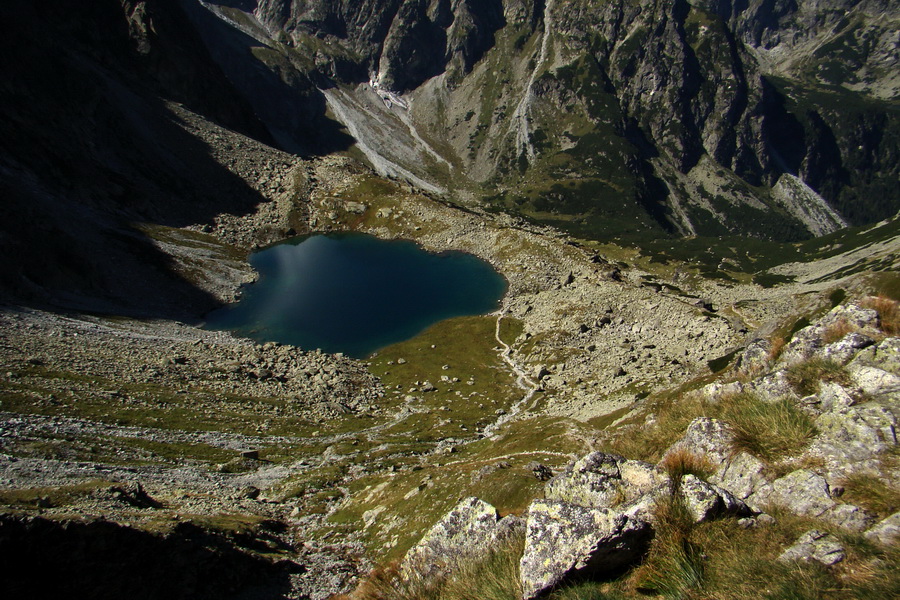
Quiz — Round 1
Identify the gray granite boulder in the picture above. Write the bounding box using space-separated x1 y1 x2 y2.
544 452 669 512
864 512 900 546
816 333 875 365
778 529 846 566
403 497 505 578
519 500 652 600
665 417 734 464
809 403 897 472
769 470 835 518
733 338 772 375
680 474 753 522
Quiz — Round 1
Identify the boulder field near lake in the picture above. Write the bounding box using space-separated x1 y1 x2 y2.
0 1 898 599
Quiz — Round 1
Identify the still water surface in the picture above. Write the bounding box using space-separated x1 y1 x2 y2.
204 233 507 357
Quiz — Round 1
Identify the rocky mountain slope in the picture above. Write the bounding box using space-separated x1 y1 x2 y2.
364 301 899 599
1 0 897 311
179 0 899 240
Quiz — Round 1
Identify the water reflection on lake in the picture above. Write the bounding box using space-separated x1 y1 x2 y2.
204 233 507 357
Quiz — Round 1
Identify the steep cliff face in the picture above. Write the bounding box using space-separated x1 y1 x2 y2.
184 0 896 240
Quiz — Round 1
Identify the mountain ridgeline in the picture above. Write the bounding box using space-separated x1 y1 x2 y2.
187 0 899 240
1 0 898 279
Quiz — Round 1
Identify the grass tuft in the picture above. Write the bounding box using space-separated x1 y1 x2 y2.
822 318 855 344
861 295 899 335
660 448 715 485
629 494 703 599
720 394 817 462
837 471 900 520
768 335 787 361
785 358 852 397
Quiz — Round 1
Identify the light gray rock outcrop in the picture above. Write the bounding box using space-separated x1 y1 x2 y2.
680 474 752 522
711 451 772 508
519 500 651 600
864 512 900 546
544 452 669 514
733 338 772 375
816 333 875 365
809 403 898 472
665 417 734 464
778 529 846 566
747 369 798 401
402 497 505 578
769 470 835 517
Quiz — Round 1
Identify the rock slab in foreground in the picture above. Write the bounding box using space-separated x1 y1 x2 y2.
520 499 651 600
402 496 518 578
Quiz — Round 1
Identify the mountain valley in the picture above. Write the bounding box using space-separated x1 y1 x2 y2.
0 1 899 599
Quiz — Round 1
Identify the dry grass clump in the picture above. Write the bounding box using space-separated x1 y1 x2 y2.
628 494 703 599
606 395 708 463
768 334 787 361
347 533 524 600
660 448 715 484
822 318 856 344
785 358 852 397
837 471 900 520
719 394 817 462
861 294 899 335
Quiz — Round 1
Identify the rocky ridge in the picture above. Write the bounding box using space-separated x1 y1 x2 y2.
395 301 899 598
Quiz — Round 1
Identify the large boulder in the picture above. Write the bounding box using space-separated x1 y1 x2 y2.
519 500 651 600
768 470 835 517
665 418 734 464
764 469 876 532
710 451 772 508
815 333 875 365
808 403 898 473
733 338 772 375
402 497 511 578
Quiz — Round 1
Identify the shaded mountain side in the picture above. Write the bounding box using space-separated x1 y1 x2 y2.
0 0 319 317
0 515 296 600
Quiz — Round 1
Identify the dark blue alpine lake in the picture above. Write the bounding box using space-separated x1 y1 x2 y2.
204 233 507 357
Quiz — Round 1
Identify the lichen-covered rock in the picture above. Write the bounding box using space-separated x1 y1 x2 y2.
544 452 668 511
666 417 734 464
402 497 502 578
820 305 880 332
855 337 900 375
779 326 826 366
698 380 746 403
821 503 878 533
816 333 875 365
519 500 652 600
733 338 772 375
809 403 898 471
817 382 857 412
847 365 900 399
709 451 771 506
747 369 798 401
864 512 900 546
769 470 836 518
778 529 846 566
680 474 753 523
